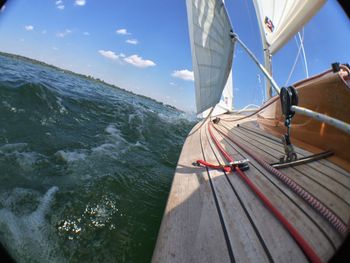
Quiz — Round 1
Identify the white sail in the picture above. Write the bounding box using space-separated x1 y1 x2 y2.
253 0 325 54
186 0 234 114
220 69 233 111
201 69 233 118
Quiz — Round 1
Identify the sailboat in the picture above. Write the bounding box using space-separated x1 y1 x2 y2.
153 0 350 262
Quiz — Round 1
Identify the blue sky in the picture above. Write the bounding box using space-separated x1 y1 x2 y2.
0 0 349 112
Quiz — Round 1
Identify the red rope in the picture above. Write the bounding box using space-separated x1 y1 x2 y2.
205 122 322 263
196 160 232 173
214 124 347 235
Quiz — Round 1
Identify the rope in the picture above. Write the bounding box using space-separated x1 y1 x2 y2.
221 96 279 123
198 122 322 263
196 160 232 173
214 124 348 235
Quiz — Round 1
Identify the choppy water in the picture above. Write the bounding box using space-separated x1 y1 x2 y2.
0 53 196 262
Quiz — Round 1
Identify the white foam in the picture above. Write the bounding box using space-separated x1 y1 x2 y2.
56 97 68 114
55 150 87 163
105 124 127 143
91 143 124 159
2 101 25 113
15 152 39 169
134 141 149 151
0 186 63 262
128 112 145 140
0 143 28 153
158 111 197 123
0 143 43 170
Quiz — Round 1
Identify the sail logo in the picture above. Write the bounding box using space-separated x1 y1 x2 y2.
264 16 274 33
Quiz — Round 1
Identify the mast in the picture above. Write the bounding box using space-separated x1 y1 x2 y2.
252 0 326 99
252 0 272 98
263 35 272 98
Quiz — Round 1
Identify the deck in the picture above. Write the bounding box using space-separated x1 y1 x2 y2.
152 115 350 262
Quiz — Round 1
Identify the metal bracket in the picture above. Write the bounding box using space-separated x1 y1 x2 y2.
279 86 298 163
272 151 333 169
229 159 250 171
213 117 221 124
280 133 297 163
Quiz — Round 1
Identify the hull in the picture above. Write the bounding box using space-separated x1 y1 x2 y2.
153 67 350 262
257 66 350 170
153 114 350 262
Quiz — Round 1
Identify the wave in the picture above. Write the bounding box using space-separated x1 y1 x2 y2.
0 54 196 262
0 187 62 263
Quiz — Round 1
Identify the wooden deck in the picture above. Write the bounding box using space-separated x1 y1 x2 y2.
152 115 350 263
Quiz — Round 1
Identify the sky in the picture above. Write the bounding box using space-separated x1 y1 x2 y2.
0 0 349 112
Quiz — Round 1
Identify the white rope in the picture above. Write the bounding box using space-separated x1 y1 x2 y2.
233 104 260 113
292 105 350 135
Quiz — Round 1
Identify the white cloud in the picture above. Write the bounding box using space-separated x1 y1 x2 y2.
124 54 156 68
56 29 72 38
42 30 47 34
170 82 177 86
75 0 86 6
126 39 138 45
1 4 6 12
24 25 34 31
172 69 194 81
52 46 59 50
116 28 129 35
98 50 121 60
83 32 90 36
55 0 64 10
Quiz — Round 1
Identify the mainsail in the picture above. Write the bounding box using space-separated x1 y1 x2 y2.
201 70 233 118
253 0 325 54
186 0 234 114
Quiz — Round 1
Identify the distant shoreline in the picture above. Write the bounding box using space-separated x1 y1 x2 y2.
0 51 180 112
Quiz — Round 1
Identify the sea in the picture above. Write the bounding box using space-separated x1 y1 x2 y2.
0 53 196 262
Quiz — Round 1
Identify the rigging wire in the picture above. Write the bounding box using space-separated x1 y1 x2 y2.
298 30 309 79
284 29 310 86
284 29 305 86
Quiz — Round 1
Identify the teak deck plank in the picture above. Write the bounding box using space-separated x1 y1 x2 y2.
152 122 230 263
239 122 350 178
212 126 336 260
228 123 350 200
236 122 350 186
200 124 272 263
153 116 348 263
204 124 309 262
220 122 350 223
